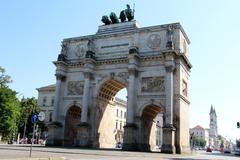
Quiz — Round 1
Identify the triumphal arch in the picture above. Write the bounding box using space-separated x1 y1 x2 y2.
47 19 192 153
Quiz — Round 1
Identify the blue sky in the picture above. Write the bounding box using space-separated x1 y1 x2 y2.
0 0 240 141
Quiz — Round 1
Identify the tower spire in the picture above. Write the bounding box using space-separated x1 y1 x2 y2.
210 105 214 114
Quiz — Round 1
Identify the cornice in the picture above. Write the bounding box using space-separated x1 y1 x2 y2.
174 94 190 105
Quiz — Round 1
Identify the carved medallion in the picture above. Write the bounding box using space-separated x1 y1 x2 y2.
147 34 161 49
141 77 165 92
67 81 84 95
75 44 86 58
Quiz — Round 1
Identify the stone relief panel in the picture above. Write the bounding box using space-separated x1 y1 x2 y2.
67 81 84 95
117 72 128 82
74 43 86 58
141 77 165 92
146 34 161 49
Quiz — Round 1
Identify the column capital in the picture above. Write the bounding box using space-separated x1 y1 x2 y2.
83 72 91 79
128 68 138 77
55 74 66 81
165 65 175 73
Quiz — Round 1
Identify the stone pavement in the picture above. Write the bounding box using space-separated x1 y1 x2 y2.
0 145 239 160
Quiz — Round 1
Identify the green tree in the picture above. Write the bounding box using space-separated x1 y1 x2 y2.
192 136 207 148
18 97 47 139
0 66 12 87
0 66 20 141
0 87 20 141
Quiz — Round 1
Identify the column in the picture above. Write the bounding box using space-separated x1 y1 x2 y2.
165 65 174 125
126 68 136 123
81 72 90 123
161 63 176 153
53 74 65 122
77 72 91 147
123 68 138 151
47 73 65 146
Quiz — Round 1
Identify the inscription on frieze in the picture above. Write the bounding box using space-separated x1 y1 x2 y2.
67 81 84 95
141 77 165 92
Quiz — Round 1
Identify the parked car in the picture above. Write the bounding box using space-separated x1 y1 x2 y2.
224 149 231 154
116 142 122 148
206 147 212 152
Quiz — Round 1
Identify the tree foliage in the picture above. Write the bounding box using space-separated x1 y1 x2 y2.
192 136 207 148
18 97 47 138
0 86 20 140
0 66 12 87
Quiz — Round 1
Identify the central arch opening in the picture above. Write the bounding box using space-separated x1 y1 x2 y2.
95 79 127 149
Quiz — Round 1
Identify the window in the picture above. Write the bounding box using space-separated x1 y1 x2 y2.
120 110 123 118
116 109 119 117
182 80 188 96
124 112 126 118
51 97 54 106
120 122 122 130
115 121 118 129
43 97 47 106
49 112 53 122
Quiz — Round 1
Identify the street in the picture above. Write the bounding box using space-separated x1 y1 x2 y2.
0 145 239 160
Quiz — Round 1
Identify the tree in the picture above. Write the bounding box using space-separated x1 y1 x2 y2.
0 87 20 141
0 66 20 141
0 66 12 87
18 97 47 139
192 136 207 148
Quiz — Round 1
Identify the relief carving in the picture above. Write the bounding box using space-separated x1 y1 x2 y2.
117 72 128 81
147 34 161 49
67 81 84 95
141 77 165 92
75 43 86 58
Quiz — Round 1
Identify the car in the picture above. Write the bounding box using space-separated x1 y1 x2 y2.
116 142 122 148
206 147 212 152
224 149 231 154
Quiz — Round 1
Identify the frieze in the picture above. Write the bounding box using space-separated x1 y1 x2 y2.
67 81 84 95
141 76 165 92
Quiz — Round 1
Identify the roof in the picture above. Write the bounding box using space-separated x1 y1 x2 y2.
193 125 204 129
36 84 56 91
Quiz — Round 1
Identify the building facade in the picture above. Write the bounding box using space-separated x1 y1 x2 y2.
190 125 209 147
114 97 127 145
36 84 55 123
47 20 192 153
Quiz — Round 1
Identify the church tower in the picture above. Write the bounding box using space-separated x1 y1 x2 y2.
209 105 218 148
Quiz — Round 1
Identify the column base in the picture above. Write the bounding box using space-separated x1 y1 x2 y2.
161 144 176 154
175 145 191 154
122 123 138 151
161 124 176 154
46 121 64 146
76 122 91 147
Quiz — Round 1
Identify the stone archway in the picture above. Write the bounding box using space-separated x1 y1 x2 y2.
64 106 81 146
93 78 127 148
139 105 162 151
48 21 192 154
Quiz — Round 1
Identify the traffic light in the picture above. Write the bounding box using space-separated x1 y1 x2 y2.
237 122 240 128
